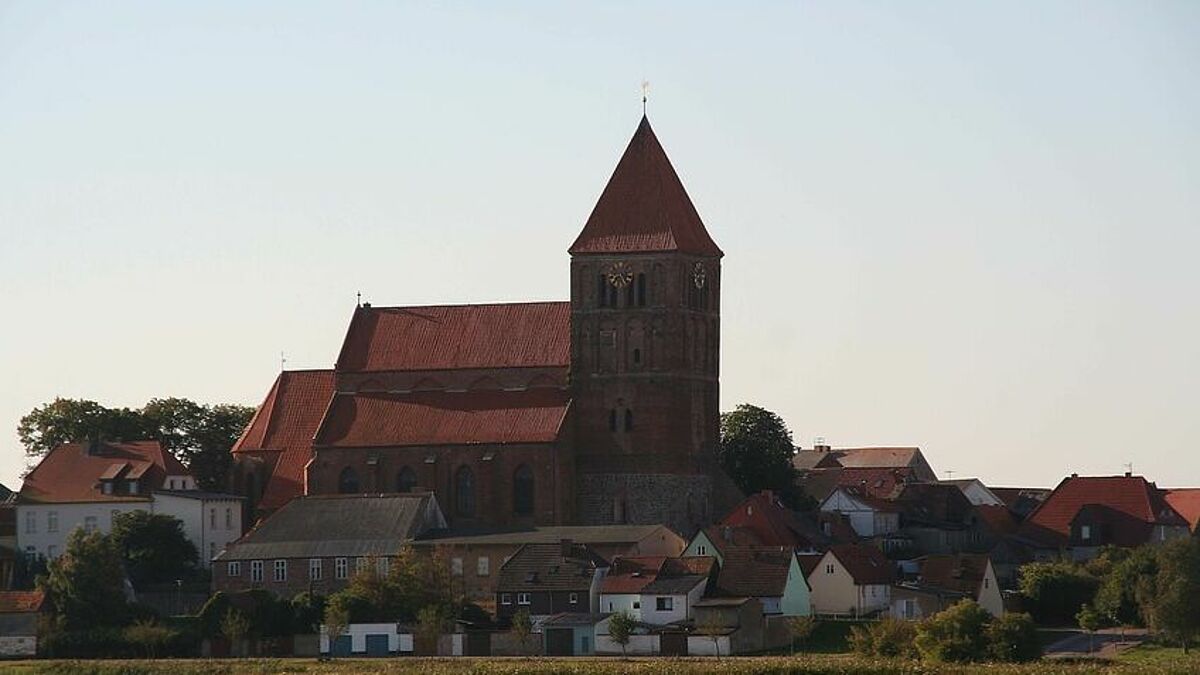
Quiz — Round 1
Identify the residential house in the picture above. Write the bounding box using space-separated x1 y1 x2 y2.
16 440 199 561
990 487 1051 522
494 541 608 624
891 554 1003 620
1164 489 1200 534
893 482 986 555
414 524 683 613
799 467 918 504
0 486 16 590
690 597 765 655
793 445 937 483
819 487 901 539
1016 474 1190 561
0 590 46 657
683 490 829 564
213 492 446 597
542 612 608 656
942 479 1005 507
152 491 245 567
804 544 895 618
713 547 812 616
599 556 714 624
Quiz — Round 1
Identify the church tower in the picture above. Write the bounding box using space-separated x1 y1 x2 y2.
569 116 730 535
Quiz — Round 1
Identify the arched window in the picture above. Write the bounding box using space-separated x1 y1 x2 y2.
636 273 647 306
396 466 417 493
625 282 635 307
597 274 608 307
513 465 535 516
608 409 617 432
455 466 475 517
338 467 360 494
624 409 634 432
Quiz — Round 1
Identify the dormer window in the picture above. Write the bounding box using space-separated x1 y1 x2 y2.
102 482 114 495
126 480 139 495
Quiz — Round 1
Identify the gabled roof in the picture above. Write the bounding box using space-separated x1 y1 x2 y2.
715 490 828 550
912 554 992 597
601 556 667 594
1164 489 1200 533
231 369 335 512
569 117 722 257
313 389 569 448
415 524 673 547
895 483 974 526
824 485 902 513
601 556 713 596
801 467 916 502
496 542 607 593
989 487 1051 520
1018 475 1188 547
827 544 895 585
20 440 186 504
714 547 796 598
973 504 1018 536
217 493 443 561
335 302 571 373
0 590 45 613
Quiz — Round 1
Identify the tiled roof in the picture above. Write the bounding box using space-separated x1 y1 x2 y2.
415 524 672 547
895 483 973 526
797 447 934 481
231 370 335 512
828 486 902 513
335 302 570 373
1018 475 1188 546
314 389 569 448
914 554 991 597
217 493 441 561
714 547 794 598
602 556 667 594
1164 489 1200 533
569 117 722 257
802 467 915 502
20 441 185 504
601 555 710 596
829 544 895 585
0 590 44 613
796 553 824 578
989 487 1051 520
716 491 829 550
496 543 607 593
973 504 1018 536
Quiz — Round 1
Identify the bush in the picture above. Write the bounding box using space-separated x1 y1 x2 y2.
914 600 992 663
124 619 178 658
1017 561 1099 626
986 612 1042 662
848 617 918 659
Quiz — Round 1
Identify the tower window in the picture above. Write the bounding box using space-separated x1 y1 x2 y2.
636 273 647 306
513 464 535 516
396 466 417 493
598 275 607 307
633 348 641 365
608 409 617 432
625 410 634 432
455 466 476 517
626 282 635 307
608 284 619 308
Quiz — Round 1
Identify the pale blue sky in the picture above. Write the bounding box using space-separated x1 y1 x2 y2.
1 1 1197 490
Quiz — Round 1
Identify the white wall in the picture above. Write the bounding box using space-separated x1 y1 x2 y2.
978 562 1004 617
820 490 897 537
320 624 414 654
152 494 243 567
595 633 658 656
687 635 731 657
600 593 641 619
16 502 146 558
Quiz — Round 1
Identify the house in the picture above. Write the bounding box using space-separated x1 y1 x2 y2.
493 541 608 623
16 440 203 560
1163 489 1200 534
683 490 828 564
713 547 812 616
799 467 918 503
891 554 1003 620
942 479 1005 507
541 612 608 656
819 486 901 539
893 482 986 555
151 491 245 567
691 597 765 655
0 487 16 590
414 524 683 613
0 590 46 657
213 492 446 597
990 487 1051 521
1016 474 1190 560
793 445 937 483
599 556 714 624
804 544 895 618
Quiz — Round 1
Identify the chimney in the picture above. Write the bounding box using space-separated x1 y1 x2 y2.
1071 472 1078 478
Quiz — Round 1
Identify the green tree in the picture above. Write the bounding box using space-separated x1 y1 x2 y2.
848 617 918 659
110 511 199 587
18 399 147 460
416 605 449 655
607 611 635 659
1077 604 1104 654
322 602 349 657
1141 538 1200 653
291 592 327 634
914 600 992 663
1094 545 1158 627
1017 561 1100 626
511 608 533 656
787 615 817 654
124 619 177 658
220 608 251 657
39 529 129 629
718 404 809 508
986 612 1042 663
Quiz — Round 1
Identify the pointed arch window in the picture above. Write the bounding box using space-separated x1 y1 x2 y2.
636 273 647 306
624 409 634 432
455 466 476 517
396 466 417 493
608 409 617 432
513 465 535 516
338 467 360 494
598 274 608 307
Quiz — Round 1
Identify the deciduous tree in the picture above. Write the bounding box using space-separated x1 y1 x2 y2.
39 529 129 629
110 511 199 587
718 404 809 508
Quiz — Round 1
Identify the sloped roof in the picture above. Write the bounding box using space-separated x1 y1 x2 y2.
1164 489 1200 533
217 493 441 560
716 491 828 550
335 302 570 373
602 556 667 594
569 117 722 257
0 590 45 613
973 504 1018 536
496 542 607 593
990 487 1051 520
314 389 569 448
802 467 915 502
1019 475 1188 546
600 556 711 596
914 554 991 597
895 483 973 526
20 441 186 504
415 524 672 547
231 370 335 512
828 544 895 585
715 547 795 598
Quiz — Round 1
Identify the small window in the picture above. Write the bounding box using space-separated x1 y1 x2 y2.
127 480 139 495
569 592 579 604
335 557 348 580
338 467 360 494
826 564 834 574
624 409 634 432
225 508 233 529
84 516 97 533
102 482 114 495
210 508 217 529
355 557 368 574
608 409 617 432
501 593 512 606
455 466 476 517
169 479 175 489
47 545 58 558
228 561 241 577
250 560 264 582
397 466 418 493
632 600 641 610
24 512 35 534
477 556 490 577
310 559 323 581
513 465 535 516
698 545 707 556
597 275 608 307
273 559 287 582
656 597 673 611
517 592 531 605
47 511 58 533
377 557 390 576
984 577 989 589
1081 525 1091 541
632 348 641 365
636 273 647 306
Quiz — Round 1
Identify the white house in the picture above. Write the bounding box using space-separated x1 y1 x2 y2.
891 554 1004 619
819 486 901 538
804 544 895 618
152 491 245 567
598 556 714 625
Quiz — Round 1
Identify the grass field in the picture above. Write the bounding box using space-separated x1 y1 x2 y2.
4 647 1199 675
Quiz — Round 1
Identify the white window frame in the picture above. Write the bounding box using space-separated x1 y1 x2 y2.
517 592 531 606
47 545 58 558
25 512 35 534
84 516 98 533
250 560 264 582
273 559 287 582
310 558 323 581
355 557 368 574
501 593 512 606
47 511 58 533
477 556 490 577
228 561 241 577
1081 525 1091 541
451 557 463 576
335 557 348 580
377 557 390 576
656 596 673 611
569 592 579 605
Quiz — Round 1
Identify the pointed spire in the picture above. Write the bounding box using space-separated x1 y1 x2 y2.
569 117 723 257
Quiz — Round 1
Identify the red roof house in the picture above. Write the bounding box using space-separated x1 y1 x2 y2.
20 440 188 504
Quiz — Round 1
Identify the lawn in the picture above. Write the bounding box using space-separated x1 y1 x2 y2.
3 649 1200 675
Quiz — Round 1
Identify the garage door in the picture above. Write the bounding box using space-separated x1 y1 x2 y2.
331 635 352 657
545 628 574 656
365 634 389 656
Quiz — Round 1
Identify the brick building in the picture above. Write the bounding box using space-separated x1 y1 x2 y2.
230 116 738 536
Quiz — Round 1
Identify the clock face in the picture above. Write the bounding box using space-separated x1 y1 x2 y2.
692 262 707 289
606 261 634 288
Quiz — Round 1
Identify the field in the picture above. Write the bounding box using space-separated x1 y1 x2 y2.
5 648 1200 675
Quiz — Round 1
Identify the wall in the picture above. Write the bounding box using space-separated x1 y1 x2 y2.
599 593 640 619
780 554 813 616
638 583 705 625
978 562 1004 617
683 530 722 565
576 472 714 538
152 493 243 567
807 552 860 616
686 635 731 656
319 624 414 654
0 636 36 657
820 491 891 537
16 501 147 558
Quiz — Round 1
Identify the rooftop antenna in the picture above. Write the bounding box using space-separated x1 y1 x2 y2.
641 80 650 116
280 350 287 372
356 291 362 308
945 469 955 480
1124 462 1134 475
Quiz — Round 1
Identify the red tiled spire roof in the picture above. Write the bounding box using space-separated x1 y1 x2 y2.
569 117 722 257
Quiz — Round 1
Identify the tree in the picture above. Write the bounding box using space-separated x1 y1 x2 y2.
1141 538 1200 653
322 603 349 658
124 619 176 658
18 398 147 460
220 608 251 657
39 529 129 629
986 612 1042 663
1017 561 1100 626
718 404 809 508
848 617 918 659
607 611 635 659
110 511 199 587
1077 604 1104 654
914 600 992 663
1094 545 1158 627
511 608 533 656
787 615 817 654
291 592 327 634
416 605 449 655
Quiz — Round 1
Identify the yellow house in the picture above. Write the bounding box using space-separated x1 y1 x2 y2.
802 544 895 618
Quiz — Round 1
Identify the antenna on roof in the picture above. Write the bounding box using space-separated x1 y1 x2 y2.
356 291 362 308
945 470 955 480
641 80 650 116
280 351 287 372
1124 462 1134 477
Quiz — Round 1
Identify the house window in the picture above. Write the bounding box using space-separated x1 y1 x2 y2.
570 593 579 605
84 516 98 532
310 559 323 581
826 564 834 574
225 508 233 529
984 578 989 589
697 545 707 556
397 466 418 493
377 557 390 576
47 511 58 533
513 464 535 516
210 508 217 529
273 560 287 582
517 593 531 605
24 546 35 559
338 467 360 494
455 466 475 517
501 593 512 606
656 597 673 611
102 482 114 495
169 479 175 489
228 561 241 577
47 545 58 558
25 512 35 534
477 556 490 576
903 598 916 619
127 480 139 494
632 600 641 610
250 560 264 582
452 557 463 576
1081 525 1091 541
335 557 348 580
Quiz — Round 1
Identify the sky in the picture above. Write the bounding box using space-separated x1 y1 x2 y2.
0 1 1197 491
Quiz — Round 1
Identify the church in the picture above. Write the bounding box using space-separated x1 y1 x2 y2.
230 116 738 536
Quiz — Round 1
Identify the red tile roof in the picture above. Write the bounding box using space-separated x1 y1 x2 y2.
0 590 45 613
314 389 570 448
829 544 895 585
973 504 1018 536
1019 475 1188 546
1164 489 1200 533
232 370 336 512
335 302 570 373
715 547 795 598
601 556 668 594
716 490 828 550
915 554 992 597
569 117 722 257
20 441 184 504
